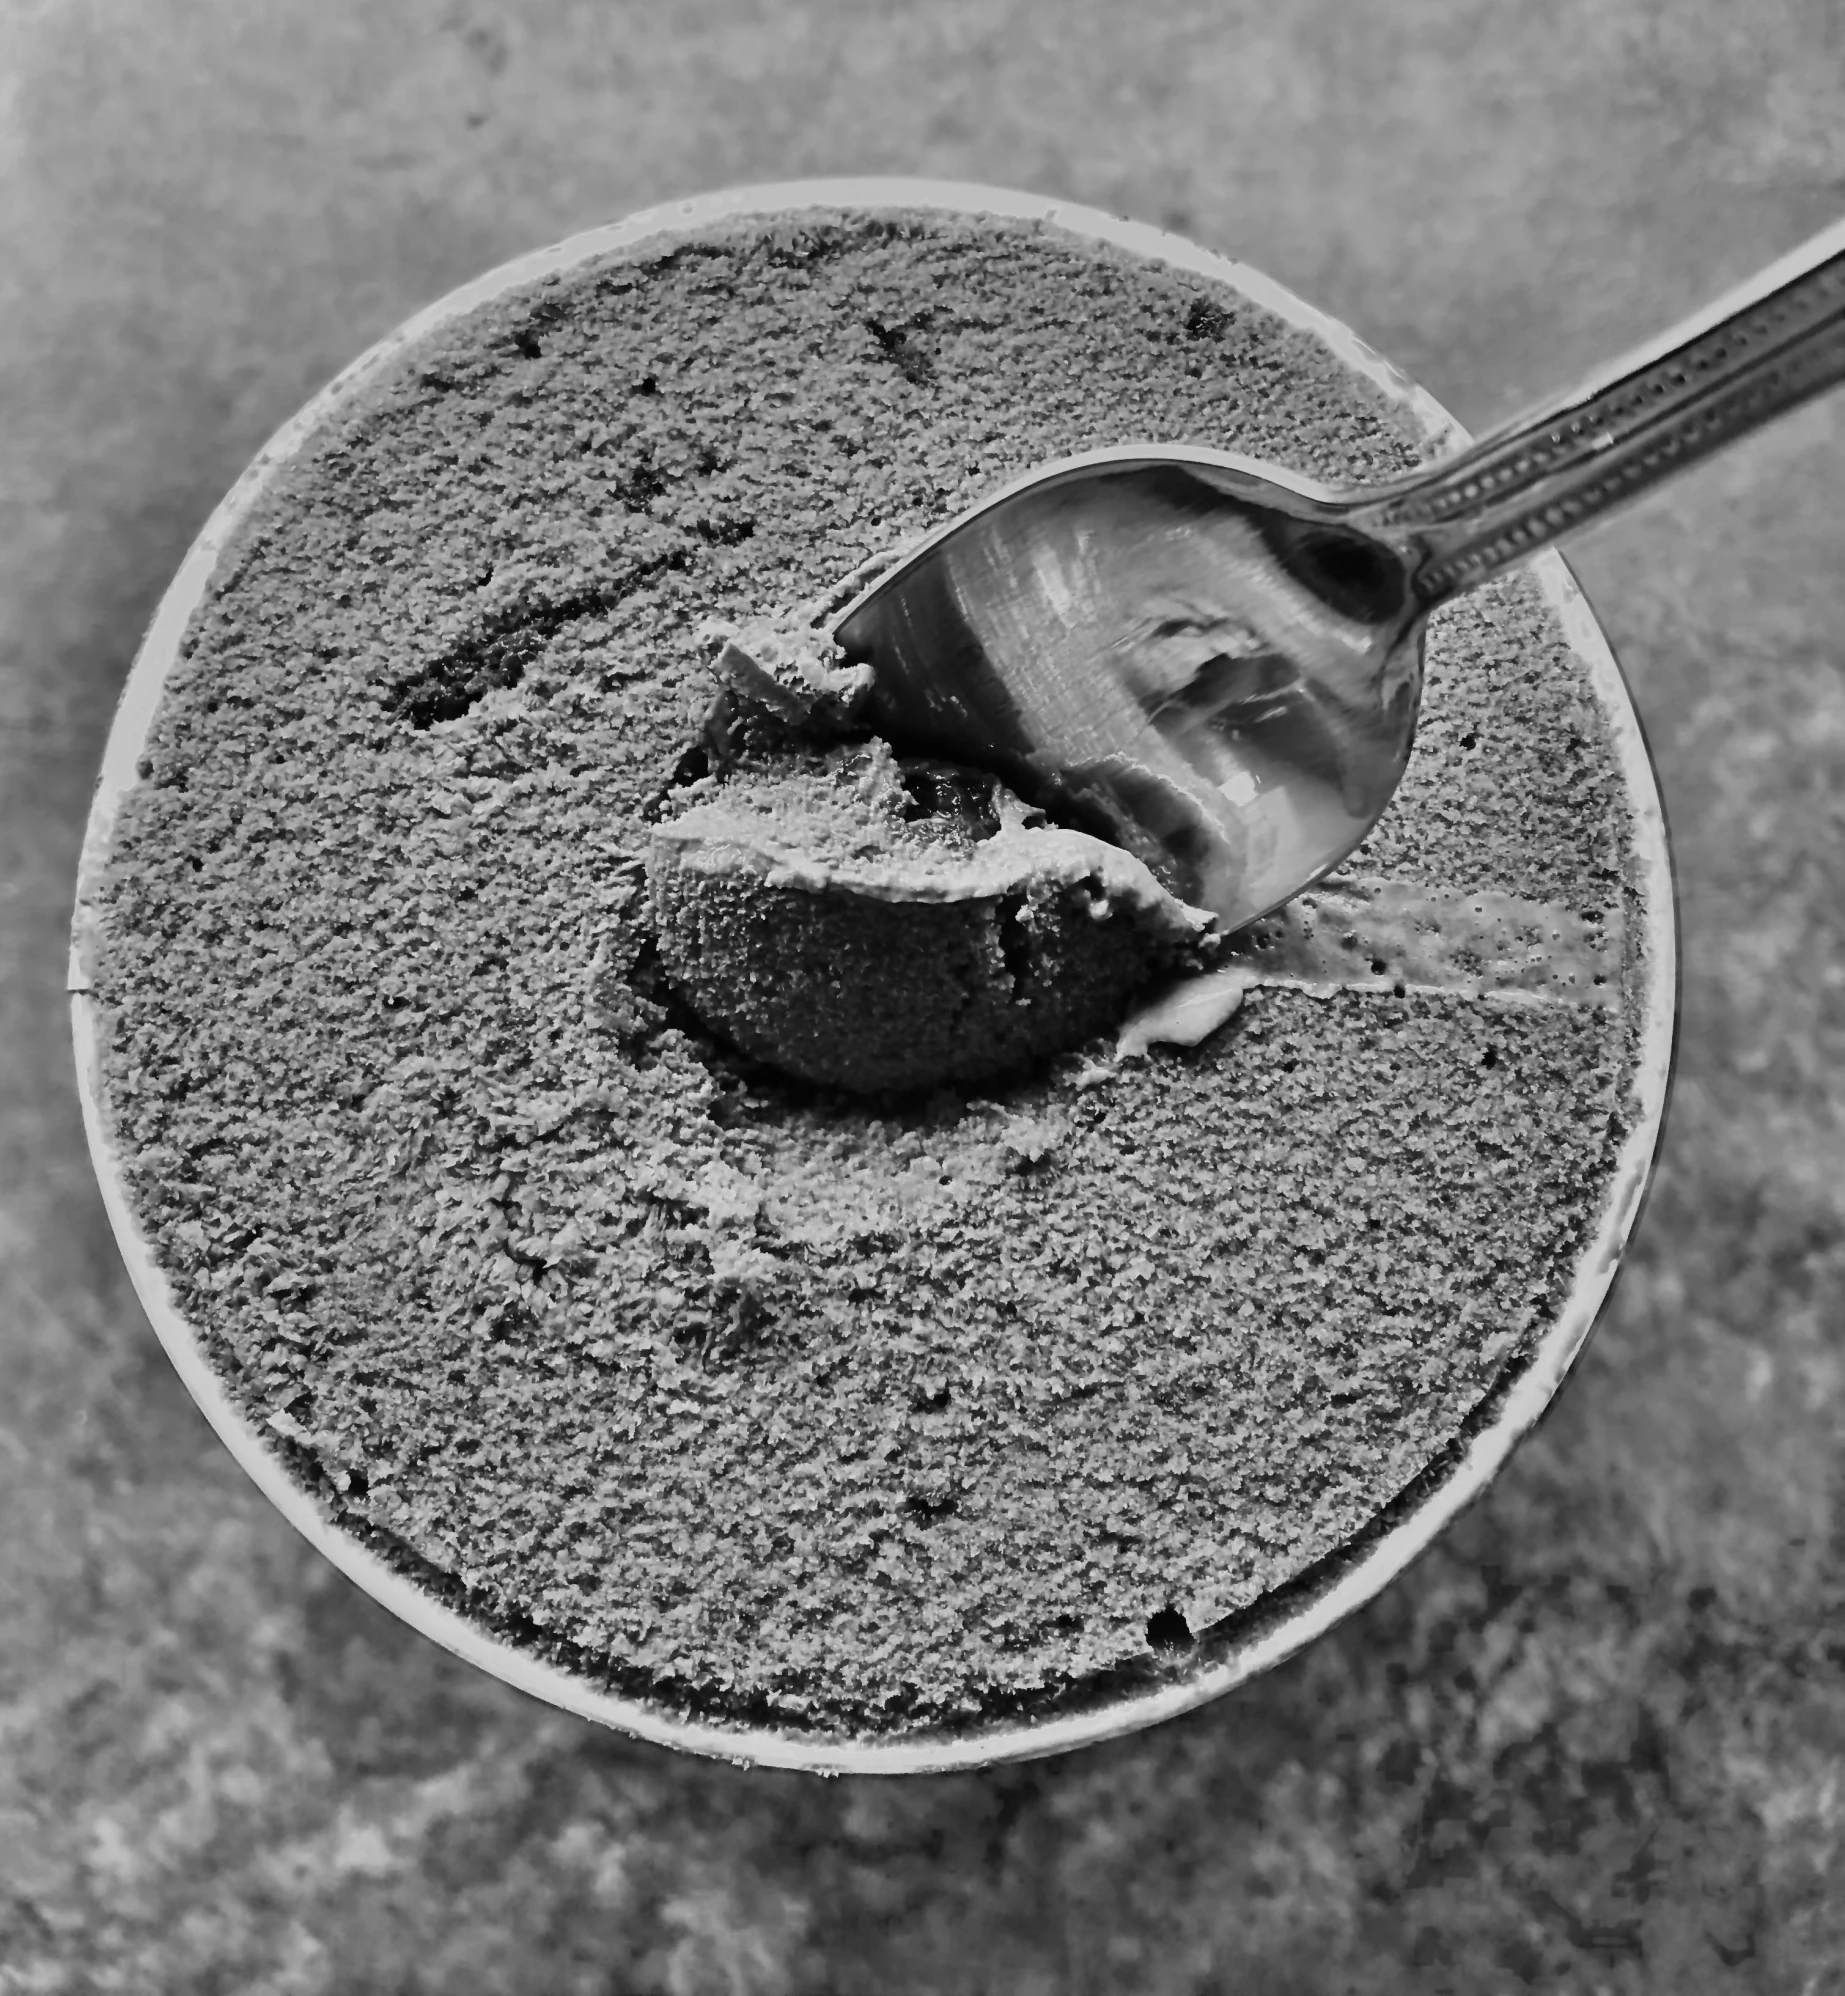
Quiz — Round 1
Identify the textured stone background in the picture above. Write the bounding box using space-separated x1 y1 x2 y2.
3 1 1842 1989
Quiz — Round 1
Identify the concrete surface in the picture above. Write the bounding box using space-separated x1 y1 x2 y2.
2 1 1842 1989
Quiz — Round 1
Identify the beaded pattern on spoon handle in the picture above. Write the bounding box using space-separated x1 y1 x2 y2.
1352 231 1845 606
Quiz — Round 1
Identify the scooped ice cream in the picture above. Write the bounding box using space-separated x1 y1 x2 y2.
648 621 1219 1091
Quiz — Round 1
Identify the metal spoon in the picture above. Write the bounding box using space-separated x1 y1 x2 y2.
830 219 1845 932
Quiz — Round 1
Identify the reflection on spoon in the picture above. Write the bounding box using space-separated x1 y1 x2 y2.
838 457 1423 925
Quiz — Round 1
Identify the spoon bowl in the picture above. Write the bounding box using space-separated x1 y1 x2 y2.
835 446 1423 930
835 218 1845 932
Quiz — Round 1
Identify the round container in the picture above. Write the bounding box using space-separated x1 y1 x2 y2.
70 179 1676 1773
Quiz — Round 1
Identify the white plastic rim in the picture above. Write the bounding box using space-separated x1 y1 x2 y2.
70 178 1678 1775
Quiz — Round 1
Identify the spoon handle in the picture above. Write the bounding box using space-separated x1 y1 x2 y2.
1356 219 1845 606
